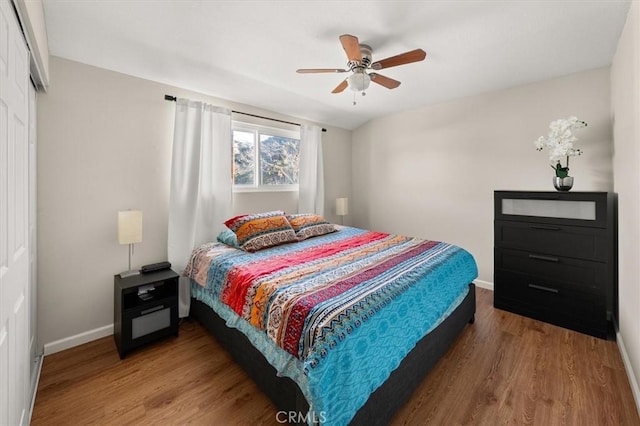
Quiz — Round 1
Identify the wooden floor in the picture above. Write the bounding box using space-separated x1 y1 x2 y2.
32 288 640 425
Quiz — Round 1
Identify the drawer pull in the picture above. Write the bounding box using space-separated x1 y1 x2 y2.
528 283 559 294
530 225 561 231
528 254 560 262
141 305 165 315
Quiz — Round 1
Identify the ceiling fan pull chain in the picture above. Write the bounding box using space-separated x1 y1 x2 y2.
361 72 366 97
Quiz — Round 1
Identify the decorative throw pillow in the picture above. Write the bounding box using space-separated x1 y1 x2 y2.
216 228 239 248
287 214 336 241
224 211 297 252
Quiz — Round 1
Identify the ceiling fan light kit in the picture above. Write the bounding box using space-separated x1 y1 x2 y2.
296 34 426 104
347 70 370 92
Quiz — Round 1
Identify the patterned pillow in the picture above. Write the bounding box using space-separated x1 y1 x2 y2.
287 214 336 241
224 211 297 252
216 228 239 248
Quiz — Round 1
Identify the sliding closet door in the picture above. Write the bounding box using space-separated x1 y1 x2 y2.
0 0 32 424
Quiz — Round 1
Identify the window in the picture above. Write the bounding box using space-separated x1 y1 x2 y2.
233 123 300 191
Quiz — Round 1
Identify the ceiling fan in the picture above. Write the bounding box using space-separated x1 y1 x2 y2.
296 34 427 97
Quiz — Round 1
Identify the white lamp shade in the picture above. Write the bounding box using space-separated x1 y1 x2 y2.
347 72 371 92
336 198 349 216
118 210 143 244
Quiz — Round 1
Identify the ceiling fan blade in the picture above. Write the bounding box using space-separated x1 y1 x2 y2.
339 34 362 63
371 49 426 70
297 68 348 74
370 73 401 89
331 79 349 94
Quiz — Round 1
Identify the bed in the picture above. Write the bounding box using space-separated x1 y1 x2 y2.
185 217 477 426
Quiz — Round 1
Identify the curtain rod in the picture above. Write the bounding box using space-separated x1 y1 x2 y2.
164 95 327 132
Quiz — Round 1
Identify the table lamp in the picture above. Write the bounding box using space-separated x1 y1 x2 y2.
118 210 142 278
336 197 349 225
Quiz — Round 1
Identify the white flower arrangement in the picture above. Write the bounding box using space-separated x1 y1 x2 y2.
534 116 587 178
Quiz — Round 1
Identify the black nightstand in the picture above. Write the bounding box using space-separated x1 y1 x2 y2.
114 269 179 358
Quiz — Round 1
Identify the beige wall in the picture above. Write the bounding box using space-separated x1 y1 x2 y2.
37 57 351 350
352 68 613 286
611 1 640 408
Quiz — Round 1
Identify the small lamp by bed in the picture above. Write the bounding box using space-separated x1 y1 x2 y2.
336 197 349 225
118 210 143 278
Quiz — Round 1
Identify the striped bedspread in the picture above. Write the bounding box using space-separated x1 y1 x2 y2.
185 226 478 425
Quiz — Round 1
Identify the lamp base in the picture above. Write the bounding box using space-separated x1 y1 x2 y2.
119 269 140 279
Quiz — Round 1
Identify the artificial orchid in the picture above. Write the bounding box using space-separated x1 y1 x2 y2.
534 116 587 178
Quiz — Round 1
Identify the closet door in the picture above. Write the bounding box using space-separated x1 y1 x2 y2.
0 0 31 424
28 78 37 391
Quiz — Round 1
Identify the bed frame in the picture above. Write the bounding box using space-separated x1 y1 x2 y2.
190 283 476 425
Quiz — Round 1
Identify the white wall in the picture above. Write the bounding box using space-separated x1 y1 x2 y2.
611 1 640 409
37 57 351 351
352 68 613 286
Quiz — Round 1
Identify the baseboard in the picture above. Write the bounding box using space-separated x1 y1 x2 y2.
26 354 43 426
616 325 640 417
474 279 494 291
43 324 113 355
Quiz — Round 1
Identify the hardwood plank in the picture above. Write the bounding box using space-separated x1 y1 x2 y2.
32 289 640 425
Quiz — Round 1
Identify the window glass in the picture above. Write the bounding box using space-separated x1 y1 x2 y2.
260 134 300 185
232 124 300 191
233 130 255 185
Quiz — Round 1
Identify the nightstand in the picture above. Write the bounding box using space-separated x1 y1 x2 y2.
114 269 179 358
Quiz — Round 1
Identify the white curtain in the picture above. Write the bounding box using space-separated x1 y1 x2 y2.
168 99 232 317
298 124 324 215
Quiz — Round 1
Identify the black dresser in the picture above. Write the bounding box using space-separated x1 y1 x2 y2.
494 191 617 338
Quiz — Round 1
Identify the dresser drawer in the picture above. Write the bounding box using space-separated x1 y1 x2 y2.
495 220 609 261
495 191 609 228
494 270 607 333
495 248 606 293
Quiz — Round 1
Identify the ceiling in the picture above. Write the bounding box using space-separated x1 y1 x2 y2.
41 0 631 130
